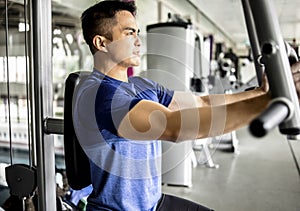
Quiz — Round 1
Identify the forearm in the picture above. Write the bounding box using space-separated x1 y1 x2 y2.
172 90 271 141
170 87 266 110
199 87 267 107
118 90 270 142
221 90 270 135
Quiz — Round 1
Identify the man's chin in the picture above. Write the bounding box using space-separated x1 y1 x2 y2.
130 58 141 67
118 56 141 68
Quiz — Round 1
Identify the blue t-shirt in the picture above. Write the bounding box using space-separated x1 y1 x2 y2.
73 70 174 211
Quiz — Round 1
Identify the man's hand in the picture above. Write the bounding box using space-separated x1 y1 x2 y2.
291 61 300 101
260 73 269 93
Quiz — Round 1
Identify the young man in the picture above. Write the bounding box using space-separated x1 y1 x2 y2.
73 1 273 210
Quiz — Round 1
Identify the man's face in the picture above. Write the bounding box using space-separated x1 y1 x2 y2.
106 10 141 68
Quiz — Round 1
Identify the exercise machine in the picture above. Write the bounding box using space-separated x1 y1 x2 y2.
242 0 300 176
242 0 300 138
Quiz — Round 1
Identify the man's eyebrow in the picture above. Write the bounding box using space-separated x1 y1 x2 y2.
123 27 140 33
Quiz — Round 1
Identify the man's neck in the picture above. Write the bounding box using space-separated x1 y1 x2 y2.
93 53 129 82
106 68 128 82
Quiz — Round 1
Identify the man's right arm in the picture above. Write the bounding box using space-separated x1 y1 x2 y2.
117 88 270 142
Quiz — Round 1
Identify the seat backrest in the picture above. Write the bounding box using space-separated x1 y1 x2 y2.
64 71 91 190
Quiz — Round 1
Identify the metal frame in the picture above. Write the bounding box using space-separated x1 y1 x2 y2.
241 0 264 86
31 0 56 210
242 0 300 136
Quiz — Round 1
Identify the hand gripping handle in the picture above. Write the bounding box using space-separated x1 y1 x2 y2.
249 97 295 137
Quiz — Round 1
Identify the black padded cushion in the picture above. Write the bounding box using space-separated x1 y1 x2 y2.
64 71 91 190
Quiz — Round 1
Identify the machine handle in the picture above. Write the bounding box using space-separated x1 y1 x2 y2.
244 0 300 137
249 98 294 137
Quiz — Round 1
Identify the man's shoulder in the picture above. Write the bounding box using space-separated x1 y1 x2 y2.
130 76 156 87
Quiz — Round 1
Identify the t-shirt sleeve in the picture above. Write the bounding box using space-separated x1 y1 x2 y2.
154 81 174 107
133 77 174 107
95 78 174 136
95 83 143 135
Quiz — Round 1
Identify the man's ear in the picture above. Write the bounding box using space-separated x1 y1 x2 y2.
93 35 108 52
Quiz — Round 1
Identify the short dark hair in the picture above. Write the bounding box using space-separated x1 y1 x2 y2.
81 0 137 54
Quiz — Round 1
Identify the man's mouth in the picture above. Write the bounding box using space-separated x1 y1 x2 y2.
133 51 140 56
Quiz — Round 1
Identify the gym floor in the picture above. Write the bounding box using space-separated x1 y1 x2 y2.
162 127 300 211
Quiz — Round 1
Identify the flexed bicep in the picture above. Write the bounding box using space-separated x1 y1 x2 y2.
118 100 178 141
118 99 207 142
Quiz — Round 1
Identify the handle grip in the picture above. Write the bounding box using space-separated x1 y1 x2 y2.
249 98 294 137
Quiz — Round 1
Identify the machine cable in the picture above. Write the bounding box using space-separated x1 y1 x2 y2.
23 0 33 167
4 0 13 165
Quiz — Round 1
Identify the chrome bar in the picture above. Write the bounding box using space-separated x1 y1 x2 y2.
32 0 56 210
241 0 264 86
246 0 300 136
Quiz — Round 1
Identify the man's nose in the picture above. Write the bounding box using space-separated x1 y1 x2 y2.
134 35 141 46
